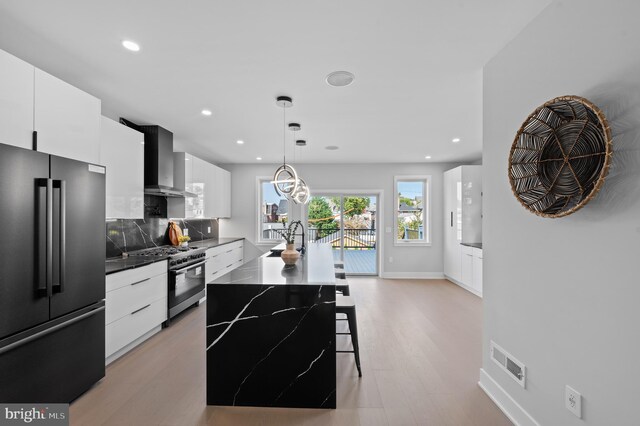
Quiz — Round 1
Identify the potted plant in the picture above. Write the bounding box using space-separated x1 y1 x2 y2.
178 235 191 248
281 220 301 265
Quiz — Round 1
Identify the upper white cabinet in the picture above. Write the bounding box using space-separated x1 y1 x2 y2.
34 69 101 164
0 49 34 150
100 116 144 219
172 152 231 219
443 165 482 285
207 165 231 218
0 48 101 164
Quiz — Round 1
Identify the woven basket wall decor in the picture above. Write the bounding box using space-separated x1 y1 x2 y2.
508 95 612 218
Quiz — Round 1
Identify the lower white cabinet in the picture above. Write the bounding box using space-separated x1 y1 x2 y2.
472 248 483 295
105 261 168 362
205 240 244 283
455 245 483 297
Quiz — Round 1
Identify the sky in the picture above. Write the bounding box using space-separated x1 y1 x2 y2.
397 181 424 199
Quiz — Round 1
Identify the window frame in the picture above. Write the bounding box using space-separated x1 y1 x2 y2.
256 176 289 244
394 175 431 246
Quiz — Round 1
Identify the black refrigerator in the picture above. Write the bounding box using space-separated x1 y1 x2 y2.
0 142 106 403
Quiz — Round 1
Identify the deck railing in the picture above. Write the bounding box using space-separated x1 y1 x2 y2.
262 227 377 249
308 228 376 249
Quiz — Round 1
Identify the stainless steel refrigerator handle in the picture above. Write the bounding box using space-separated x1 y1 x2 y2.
0 305 105 356
171 260 206 275
46 178 53 297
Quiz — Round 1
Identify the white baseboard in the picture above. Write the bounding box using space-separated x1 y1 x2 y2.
380 271 445 279
444 275 483 297
478 368 539 426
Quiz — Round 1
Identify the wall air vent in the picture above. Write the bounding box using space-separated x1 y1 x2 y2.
490 340 526 388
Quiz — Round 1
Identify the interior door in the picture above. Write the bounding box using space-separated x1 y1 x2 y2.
49 155 105 318
0 143 50 338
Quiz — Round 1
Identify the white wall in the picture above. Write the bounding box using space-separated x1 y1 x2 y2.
482 1 640 425
219 162 458 277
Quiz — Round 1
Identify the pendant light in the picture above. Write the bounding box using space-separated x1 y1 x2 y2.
289 123 310 205
272 96 299 197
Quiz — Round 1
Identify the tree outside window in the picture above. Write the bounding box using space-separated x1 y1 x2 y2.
394 176 430 245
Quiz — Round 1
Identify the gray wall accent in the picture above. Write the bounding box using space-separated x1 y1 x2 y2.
483 1 640 424
219 162 457 276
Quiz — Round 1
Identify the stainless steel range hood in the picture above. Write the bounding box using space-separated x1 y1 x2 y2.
120 119 197 198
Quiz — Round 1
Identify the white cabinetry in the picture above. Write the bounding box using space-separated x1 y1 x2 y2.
443 167 462 282
172 152 231 218
0 48 34 149
472 248 483 295
207 165 231 218
444 165 482 295
100 116 144 219
0 48 101 163
205 240 244 284
105 261 168 363
458 245 483 296
34 69 101 164
461 244 474 287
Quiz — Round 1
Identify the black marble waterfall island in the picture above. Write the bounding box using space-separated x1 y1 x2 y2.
206 243 337 409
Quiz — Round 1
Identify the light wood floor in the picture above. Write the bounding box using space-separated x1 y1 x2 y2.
70 278 511 425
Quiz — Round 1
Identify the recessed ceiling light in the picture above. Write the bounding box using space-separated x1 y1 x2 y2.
326 71 355 87
425 155 432 159
236 140 244 145
452 137 461 143
256 157 262 161
325 145 339 150
122 40 140 52
201 109 212 116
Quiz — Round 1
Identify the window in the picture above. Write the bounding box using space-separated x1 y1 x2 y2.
257 177 289 243
394 176 430 245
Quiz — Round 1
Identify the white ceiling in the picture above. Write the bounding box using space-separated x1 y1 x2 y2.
0 0 550 164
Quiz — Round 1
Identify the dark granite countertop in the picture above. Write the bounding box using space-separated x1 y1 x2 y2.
105 256 170 275
106 237 244 275
208 243 336 286
461 242 483 249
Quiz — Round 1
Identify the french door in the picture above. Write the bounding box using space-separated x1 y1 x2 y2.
306 193 378 275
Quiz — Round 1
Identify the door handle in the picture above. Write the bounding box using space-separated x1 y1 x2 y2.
36 178 52 297
450 212 453 227
53 180 66 294
46 178 53 297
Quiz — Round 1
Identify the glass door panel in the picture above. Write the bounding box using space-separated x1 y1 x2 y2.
307 194 378 275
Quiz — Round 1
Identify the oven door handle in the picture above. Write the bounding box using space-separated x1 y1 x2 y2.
171 260 206 275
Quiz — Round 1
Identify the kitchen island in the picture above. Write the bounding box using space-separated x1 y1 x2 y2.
206 243 336 409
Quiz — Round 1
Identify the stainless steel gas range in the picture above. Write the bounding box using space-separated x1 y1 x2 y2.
129 246 207 325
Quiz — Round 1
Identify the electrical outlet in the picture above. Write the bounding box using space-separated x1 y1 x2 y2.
385 226 392 233
389 257 394 263
207 226 211 233
565 385 582 418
